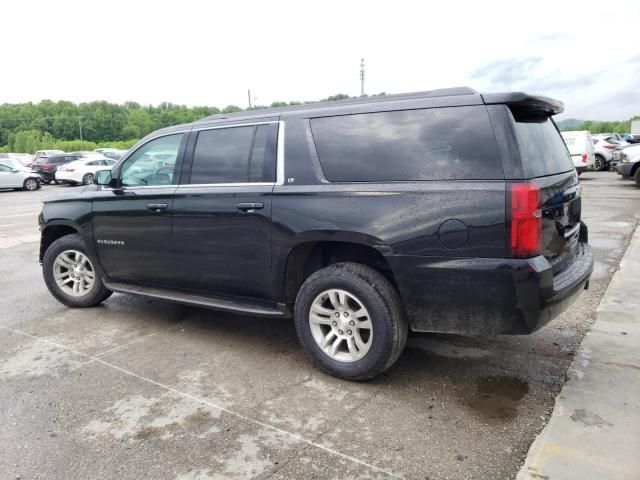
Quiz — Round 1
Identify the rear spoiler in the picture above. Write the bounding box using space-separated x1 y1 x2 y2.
481 92 564 116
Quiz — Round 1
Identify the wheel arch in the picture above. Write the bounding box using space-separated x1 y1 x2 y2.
279 235 397 305
39 221 83 264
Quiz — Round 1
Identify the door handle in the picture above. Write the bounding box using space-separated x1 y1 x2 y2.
237 202 264 212
147 203 168 212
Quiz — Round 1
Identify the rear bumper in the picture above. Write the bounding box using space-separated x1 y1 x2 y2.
387 237 593 335
54 171 79 183
33 170 54 181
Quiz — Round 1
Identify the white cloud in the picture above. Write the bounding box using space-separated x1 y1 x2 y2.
2 0 639 119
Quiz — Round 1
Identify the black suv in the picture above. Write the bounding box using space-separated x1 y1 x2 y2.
38 88 594 380
32 154 84 184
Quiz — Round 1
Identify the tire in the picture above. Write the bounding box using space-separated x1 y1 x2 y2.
42 234 112 308
594 155 605 171
42 179 52 185
23 177 39 191
294 262 408 381
53 179 62 185
82 173 95 185
634 167 640 188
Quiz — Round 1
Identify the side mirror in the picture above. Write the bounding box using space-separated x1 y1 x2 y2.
95 169 113 186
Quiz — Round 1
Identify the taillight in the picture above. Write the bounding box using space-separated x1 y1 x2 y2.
603 144 616 150
582 153 587 163
66 168 75 172
510 183 542 258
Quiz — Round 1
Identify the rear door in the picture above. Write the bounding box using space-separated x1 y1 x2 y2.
511 110 582 273
171 122 278 300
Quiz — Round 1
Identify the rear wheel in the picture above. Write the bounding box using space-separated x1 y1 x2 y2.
43 234 112 308
23 177 39 191
82 173 95 185
294 262 408 381
634 167 640 187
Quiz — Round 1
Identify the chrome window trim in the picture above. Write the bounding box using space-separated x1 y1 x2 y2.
191 121 278 132
176 182 275 189
100 184 179 191
276 120 285 185
109 120 285 188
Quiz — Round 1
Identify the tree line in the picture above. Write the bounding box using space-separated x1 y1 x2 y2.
556 117 638 134
0 93 383 153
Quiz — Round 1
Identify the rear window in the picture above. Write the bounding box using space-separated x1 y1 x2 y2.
310 106 503 182
511 111 573 177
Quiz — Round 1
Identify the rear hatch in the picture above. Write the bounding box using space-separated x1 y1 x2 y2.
511 109 581 274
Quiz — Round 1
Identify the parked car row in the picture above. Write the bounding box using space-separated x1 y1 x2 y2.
0 148 122 192
613 143 640 187
561 131 636 173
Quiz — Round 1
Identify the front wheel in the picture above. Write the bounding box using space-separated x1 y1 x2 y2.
634 167 640 188
43 234 112 308
294 262 408 381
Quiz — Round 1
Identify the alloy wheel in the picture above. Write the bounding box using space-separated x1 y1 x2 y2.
308 289 373 362
25 179 38 191
53 249 96 297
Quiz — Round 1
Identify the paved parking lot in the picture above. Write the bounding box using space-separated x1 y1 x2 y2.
1 172 639 480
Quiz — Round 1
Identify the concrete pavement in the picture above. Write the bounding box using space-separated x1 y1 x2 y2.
517 224 640 480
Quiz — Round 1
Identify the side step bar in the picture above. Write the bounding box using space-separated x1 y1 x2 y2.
104 281 288 318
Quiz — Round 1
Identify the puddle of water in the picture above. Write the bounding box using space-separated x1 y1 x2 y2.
465 375 529 423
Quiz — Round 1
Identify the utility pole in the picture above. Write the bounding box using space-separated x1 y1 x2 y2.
360 58 365 97
247 89 252 110
78 117 83 149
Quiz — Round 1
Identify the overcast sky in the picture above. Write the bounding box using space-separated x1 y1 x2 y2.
3 0 639 120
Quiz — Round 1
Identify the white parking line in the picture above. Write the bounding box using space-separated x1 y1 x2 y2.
0 326 404 479
0 212 36 219
70 332 160 370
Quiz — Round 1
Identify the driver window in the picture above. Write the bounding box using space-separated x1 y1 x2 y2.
120 133 184 187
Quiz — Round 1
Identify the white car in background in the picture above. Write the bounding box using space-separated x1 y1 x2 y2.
0 162 41 191
561 131 595 175
55 158 117 185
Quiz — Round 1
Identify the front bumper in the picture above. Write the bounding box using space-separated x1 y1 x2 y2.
388 233 594 335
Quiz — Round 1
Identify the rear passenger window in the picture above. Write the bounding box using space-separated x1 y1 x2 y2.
190 124 277 184
310 106 503 182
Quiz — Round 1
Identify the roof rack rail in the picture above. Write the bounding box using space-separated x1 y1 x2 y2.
200 87 479 122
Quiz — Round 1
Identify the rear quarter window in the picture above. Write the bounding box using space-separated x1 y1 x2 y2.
310 106 503 182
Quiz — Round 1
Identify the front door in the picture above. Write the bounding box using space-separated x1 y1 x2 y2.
171 122 278 300
92 132 188 286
